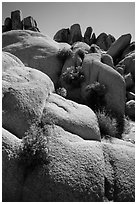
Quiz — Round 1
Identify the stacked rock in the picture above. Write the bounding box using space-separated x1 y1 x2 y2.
54 24 135 120
2 10 40 33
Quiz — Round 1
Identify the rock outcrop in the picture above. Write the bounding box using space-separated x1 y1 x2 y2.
2 10 135 202
2 10 40 33
2 30 71 86
3 124 135 202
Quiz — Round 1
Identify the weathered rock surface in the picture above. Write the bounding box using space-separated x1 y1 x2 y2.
125 100 135 120
2 30 71 86
3 126 135 202
2 55 100 141
96 32 115 51
2 51 25 70
23 16 39 31
69 24 83 44
2 11 135 202
60 47 126 117
11 10 23 30
2 63 54 138
2 10 40 33
42 93 100 141
84 26 93 45
107 34 131 60
53 28 70 43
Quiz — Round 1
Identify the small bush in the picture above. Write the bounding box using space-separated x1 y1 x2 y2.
17 122 50 170
56 87 67 97
84 82 107 111
61 66 85 88
96 109 118 138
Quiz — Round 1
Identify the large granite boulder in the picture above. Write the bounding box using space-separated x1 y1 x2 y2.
2 63 54 138
23 16 39 32
69 24 83 44
107 34 131 60
2 125 135 202
2 56 100 141
84 26 93 45
96 33 115 51
53 28 70 43
60 48 126 118
2 51 24 70
11 10 23 30
2 30 71 86
125 100 135 120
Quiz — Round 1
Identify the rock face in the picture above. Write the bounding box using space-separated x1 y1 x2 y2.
2 30 71 86
107 34 131 60
2 63 54 138
11 10 23 30
2 11 135 202
69 24 83 44
2 54 100 141
84 26 93 45
125 100 135 120
60 47 126 118
54 28 70 43
96 32 115 51
23 16 40 32
3 125 135 202
2 10 40 33
2 51 25 70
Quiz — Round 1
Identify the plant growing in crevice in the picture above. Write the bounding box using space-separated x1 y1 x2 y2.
17 121 50 173
61 66 85 89
96 108 118 139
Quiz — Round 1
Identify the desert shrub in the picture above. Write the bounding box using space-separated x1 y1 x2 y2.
84 82 107 111
56 87 67 97
61 66 85 88
57 48 72 63
17 122 50 170
96 109 118 139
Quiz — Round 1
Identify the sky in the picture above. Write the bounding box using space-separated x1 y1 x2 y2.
2 2 135 41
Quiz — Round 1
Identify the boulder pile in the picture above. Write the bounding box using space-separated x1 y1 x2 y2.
2 11 135 202
2 10 40 33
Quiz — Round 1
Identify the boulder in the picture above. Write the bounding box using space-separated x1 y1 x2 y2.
2 55 100 141
125 100 135 120
124 73 134 90
126 92 135 101
81 55 126 117
107 34 131 60
2 51 24 71
53 28 70 43
60 48 126 118
2 64 54 138
120 42 135 60
23 16 37 30
4 17 12 31
118 52 135 80
95 33 115 51
71 41 90 52
96 32 109 51
3 125 135 202
2 30 71 86
42 93 100 141
11 10 23 30
69 24 82 44
89 32 96 45
84 26 93 45
2 128 23 201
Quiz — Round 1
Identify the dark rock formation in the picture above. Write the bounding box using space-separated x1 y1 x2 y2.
2 10 40 33
84 26 93 45
96 32 115 51
69 24 83 44
11 10 23 30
